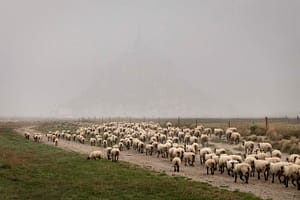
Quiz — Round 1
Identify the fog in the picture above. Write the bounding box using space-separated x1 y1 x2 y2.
1 0 299 118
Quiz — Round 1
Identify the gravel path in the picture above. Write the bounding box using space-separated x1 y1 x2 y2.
16 126 300 200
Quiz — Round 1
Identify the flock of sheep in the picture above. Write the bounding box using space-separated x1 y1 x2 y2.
24 121 300 190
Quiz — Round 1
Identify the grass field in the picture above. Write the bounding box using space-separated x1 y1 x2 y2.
0 126 261 200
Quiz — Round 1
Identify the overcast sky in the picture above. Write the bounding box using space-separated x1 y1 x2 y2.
0 0 299 118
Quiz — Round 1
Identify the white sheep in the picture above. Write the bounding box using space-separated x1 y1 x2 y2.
218 154 232 174
233 163 251 184
255 152 268 160
145 144 154 156
215 148 226 156
90 138 96 146
271 149 282 158
87 150 103 160
24 132 30 140
253 160 270 180
281 163 300 189
287 154 300 163
269 161 289 183
242 140 254 155
226 159 239 176
199 147 213 165
183 152 196 166
244 155 256 177
111 147 120 162
200 134 209 147
257 142 272 154
265 157 281 163
205 158 217 175
106 147 112 160
172 157 181 172
230 132 240 144
214 128 224 139
54 138 58 146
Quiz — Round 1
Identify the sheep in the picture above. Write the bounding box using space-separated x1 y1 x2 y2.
24 132 30 140
200 134 209 147
287 154 300 163
295 157 300 165
172 157 181 172
271 149 282 158
253 160 270 180
257 142 272 154
145 144 154 156
214 128 224 139
242 140 254 155
54 138 58 146
46 133 52 141
137 141 145 153
226 159 239 176
157 143 169 158
230 132 240 144
269 162 289 183
219 155 232 174
87 150 103 160
106 147 112 160
111 147 120 162
233 163 251 184
199 147 213 165
225 127 237 141
214 148 226 156
231 155 243 163
255 152 268 160
244 155 256 177
33 134 42 142
103 140 108 148
265 157 281 163
118 142 124 151
183 152 196 166
205 158 217 175
281 163 300 189
90 138 96 146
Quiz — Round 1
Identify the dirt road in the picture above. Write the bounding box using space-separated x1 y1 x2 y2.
16 127 299 200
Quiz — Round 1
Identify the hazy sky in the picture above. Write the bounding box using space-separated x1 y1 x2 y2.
1 0 299 118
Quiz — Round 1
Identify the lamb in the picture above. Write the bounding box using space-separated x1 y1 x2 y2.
172 157 181 172
253 160 270 180
183 152 196 166
33 134 42 142
233 163 251 183
242 140 254 155
200 134 209 147
257 142 272 154
205 158 217 175
111 147 120 162
271 149 282 158
87 150 103 160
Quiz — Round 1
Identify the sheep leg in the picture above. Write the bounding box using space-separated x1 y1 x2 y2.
272 174 275 183
291 179 296 187
234 173 237 183
207 167 209 175
257 171 260 180
245 173 249 184
211 168 214 175
240 172 244 182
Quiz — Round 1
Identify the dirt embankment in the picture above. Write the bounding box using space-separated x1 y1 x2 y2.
16 127 300 200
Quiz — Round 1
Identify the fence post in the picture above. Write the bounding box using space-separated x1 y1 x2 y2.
265 116 269 133
228 120 231 128
297 115 300 123
196 119 198 127
178 116 180 127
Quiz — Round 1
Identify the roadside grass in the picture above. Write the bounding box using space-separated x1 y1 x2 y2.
0 127 261 200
